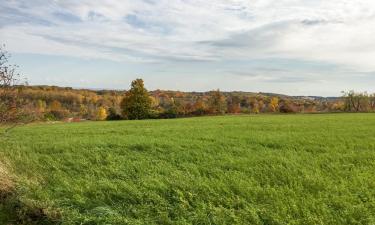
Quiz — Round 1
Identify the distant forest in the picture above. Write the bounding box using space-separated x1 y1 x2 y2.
3 82 372 122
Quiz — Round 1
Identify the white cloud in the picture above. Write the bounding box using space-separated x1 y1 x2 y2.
1 0 375 93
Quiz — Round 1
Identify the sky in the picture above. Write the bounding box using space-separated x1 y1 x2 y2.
1 0 375 96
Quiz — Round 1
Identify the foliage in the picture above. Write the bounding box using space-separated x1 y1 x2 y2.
208 89 226 114
269 97 279 112
96 107 107 121
227 95 241 114
121 79 152 120
0 45 32 127
342 90 375 112
279 100 298 113
1 114 375 224
1 80 361 123
106 107 122 120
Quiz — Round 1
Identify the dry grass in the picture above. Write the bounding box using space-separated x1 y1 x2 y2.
0 159 61 224
0 161 14 201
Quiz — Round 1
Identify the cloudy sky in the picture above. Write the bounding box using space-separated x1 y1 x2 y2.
1 0 375 96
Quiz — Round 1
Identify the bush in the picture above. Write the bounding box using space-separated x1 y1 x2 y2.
159 108 178 119
279 103 298 113
106 107 122 120
45 110 70 121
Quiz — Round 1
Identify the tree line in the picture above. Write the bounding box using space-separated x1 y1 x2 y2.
0 79 351 123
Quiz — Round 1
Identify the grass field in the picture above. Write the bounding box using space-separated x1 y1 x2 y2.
1 114 375 224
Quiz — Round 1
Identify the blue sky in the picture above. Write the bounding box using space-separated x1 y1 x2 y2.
1 0 375 96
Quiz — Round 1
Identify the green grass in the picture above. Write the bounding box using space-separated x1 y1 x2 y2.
1 114 375 224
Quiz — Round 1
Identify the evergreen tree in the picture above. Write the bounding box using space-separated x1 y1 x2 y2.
121 79 151 120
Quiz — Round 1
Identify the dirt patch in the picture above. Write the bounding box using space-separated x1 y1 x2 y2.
0 161 15 202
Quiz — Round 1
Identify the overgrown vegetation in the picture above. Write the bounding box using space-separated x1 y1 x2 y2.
1 114 375 224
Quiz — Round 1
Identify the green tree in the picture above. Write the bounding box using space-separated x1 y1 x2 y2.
121 79 152 120
107 107 122 120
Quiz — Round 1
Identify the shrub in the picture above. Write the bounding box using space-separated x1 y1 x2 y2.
106 107 122 120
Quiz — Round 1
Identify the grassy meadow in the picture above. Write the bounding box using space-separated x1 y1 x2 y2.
1 114 375 224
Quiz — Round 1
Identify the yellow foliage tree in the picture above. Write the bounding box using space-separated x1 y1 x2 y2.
149 96 159 108
270 97 279 112
50 100 62 111
37 100 47 112
96 107 107 121
252 103 260 114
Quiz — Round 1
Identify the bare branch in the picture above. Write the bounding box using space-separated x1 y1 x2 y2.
0 44 31 130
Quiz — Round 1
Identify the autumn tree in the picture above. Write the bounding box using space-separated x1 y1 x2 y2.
0 45 31 126
96 107 108 121
251 100 259 114
36 100 47 113
269 97 279 112
227 95 241 114
369 94 375 111
258 99 265 113
342 91 370 112
192 97 207 115
46 100 69 120
121 79 152 120
279 100 298 113
50 100 62 111
79 104 89 118
208 89 226 114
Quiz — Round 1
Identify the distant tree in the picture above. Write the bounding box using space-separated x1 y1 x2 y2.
258 99 265 113
208 89 226 114
330 101 345 112
107 107 122 120
36 100 47 113
0 45 31 128
227 95 241 114
50 100 62 111
249 97 259 114
159 97 179 118
192 97 207 115
149 96 160 109
121 79 152 120
279 100 298 113
96 107 108 121
269 97 279 112
342 91 370 112
45 100 71 120
252 102 259 114
369 94 375 111
79 104 89 118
